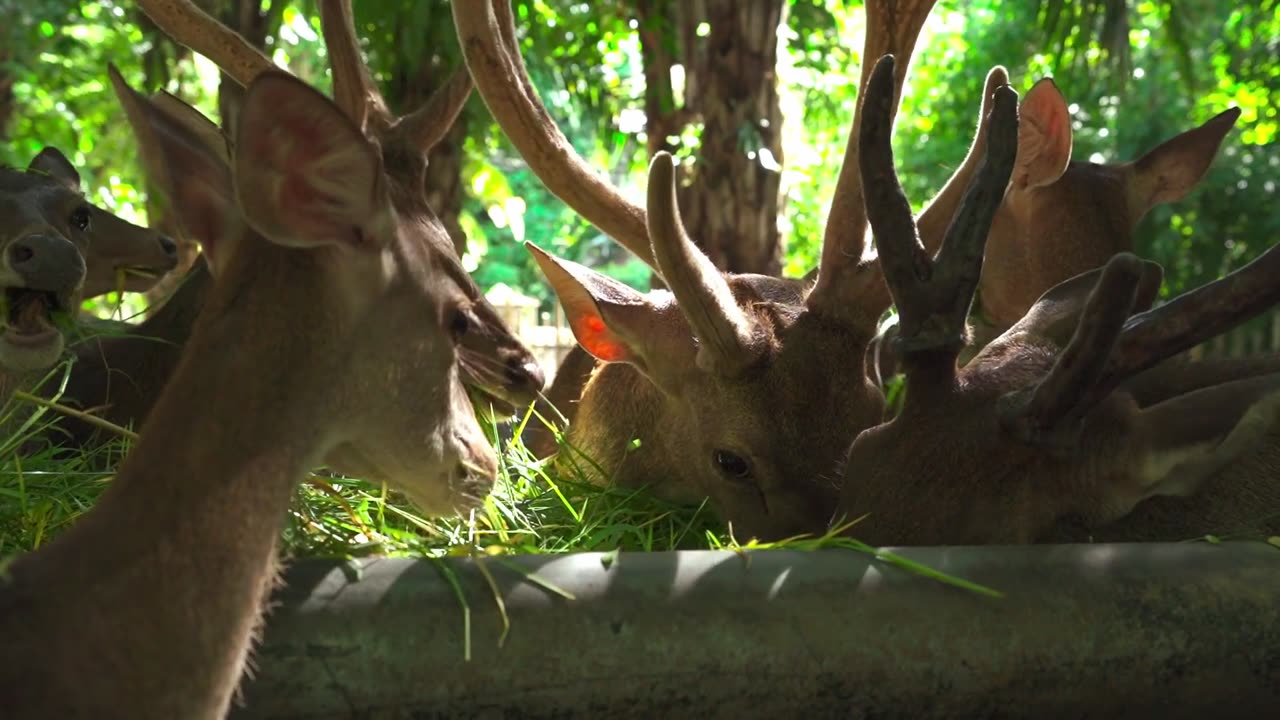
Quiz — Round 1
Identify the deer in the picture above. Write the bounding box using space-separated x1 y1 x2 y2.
122 0 545 425
0 3 518 714
836 54 1280 547
21 4 549 454
0 146 182 416
976 77 1241 339
869 77 1242 381
453 0 1013 540
24 145 181 298
0 166 90 382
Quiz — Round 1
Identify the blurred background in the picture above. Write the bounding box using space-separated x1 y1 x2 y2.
2 0 1276 372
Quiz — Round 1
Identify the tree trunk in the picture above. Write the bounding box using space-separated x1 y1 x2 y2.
635 0 785 276
530 2 787 459
0 53 13 142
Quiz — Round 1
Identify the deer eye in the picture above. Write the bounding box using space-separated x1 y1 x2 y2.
69 205 91 231
713 449 752 481
449 308 471 341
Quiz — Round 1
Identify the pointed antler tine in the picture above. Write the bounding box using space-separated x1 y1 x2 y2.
859 55 929 319
646 152 759 375
808 0 939 327
1005 253 1148 441
928 83 1019 346
390 66 475 155
318 0 390 131
1093 240 1280 400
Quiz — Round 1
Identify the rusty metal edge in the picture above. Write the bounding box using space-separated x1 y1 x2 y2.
232 542 1280 719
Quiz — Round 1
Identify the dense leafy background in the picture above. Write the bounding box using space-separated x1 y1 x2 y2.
2 0 1275 318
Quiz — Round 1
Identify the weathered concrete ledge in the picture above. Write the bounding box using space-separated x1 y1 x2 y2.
233 543 1280 719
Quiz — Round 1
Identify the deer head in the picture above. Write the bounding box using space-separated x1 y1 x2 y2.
978 77 1241 332
838 58 1280 545
454 0 1012 539
129 0 544 416
0 167 87 372
26 146 181 298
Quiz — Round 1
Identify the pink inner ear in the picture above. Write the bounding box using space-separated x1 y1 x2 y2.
571 313 628 362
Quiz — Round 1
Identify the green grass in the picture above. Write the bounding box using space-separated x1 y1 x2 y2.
0 368 999 597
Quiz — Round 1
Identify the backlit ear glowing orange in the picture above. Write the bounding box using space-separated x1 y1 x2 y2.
575 314 628 362
525 242 644 366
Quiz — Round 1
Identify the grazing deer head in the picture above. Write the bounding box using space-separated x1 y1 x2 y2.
0 1 517 712
838 58 1280 546
455 0 1007 539
977 77 1241 333
26 146 181 298
0 167 88 373
129 0 544 417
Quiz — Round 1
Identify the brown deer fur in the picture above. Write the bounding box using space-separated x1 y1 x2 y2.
0 3 516 714
837 59 1280 546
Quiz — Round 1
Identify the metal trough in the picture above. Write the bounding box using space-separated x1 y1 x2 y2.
233 543 1280 719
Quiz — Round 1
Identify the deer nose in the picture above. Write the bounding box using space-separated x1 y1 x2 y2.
8 234 86 291
157 234 179 261
506 357 545 391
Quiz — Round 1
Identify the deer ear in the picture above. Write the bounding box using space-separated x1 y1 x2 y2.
234 71 391 252
28 147 82 191
1128 107 1240 217
527 243 696 380
108 64 238 277
1102 374 1280 522
1013 78 1072 189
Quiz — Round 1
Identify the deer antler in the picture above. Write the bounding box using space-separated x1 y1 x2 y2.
807 0 937 327
1006 236 1280 441
1006 254 1159 441
317 0 391 133
647 152 761 375
860 55 1018 368
1094 243 1280 401
452 0 656 270
135 0 275 87
388 67 475 155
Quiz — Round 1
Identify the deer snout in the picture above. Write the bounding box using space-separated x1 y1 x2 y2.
7 233 86 292
448 429 498 509
505 356 546 395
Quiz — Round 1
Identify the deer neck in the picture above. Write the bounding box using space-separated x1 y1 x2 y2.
0 240 341 719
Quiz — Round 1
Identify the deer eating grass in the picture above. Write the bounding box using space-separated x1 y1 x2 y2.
1 146 181 424
24 146 181 298
837 55 1280 546
0 3 525 716
454 0 1020 540
23 0 548 455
